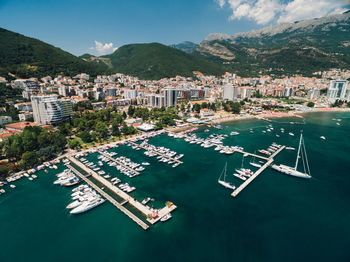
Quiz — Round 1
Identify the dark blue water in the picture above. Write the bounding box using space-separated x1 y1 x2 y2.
1 112 349 262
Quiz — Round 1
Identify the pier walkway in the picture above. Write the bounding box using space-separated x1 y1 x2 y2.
68 156 176 226
231 146 285 197
98 151 140 176
129 141 183 164
67 161 149 230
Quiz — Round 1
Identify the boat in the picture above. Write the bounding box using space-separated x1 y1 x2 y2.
10 184 16 188
233 173 246 181
142 162 150 166
70 198 105 214
271 132 311 179
250 152 262 168
218 163 236 190
160 213 172 222
285 147 295 150
230 131 239 136
141 197 151 205
289 132 294 136
320 136 326 140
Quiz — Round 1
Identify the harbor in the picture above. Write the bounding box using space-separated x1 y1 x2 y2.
1 112 349 262
68 155 177 228
231 146 286 197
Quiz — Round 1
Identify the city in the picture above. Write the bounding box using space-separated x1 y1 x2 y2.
0 1 349 262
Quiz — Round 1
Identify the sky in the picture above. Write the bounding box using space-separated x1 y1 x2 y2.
0 0 349 56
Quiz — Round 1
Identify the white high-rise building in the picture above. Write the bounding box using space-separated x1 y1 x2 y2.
124 89 138 100
223 83 237 101
164 87 177 108
147 94 164 108
31 95 73 125
326 80 350 102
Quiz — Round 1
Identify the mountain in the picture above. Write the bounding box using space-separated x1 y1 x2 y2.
0 28 107 79
195 11 350 76
100 43 225 80
170 41 199 53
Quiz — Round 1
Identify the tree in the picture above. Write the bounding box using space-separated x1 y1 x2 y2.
112 121 121 137
154 121 163 130
79 131 92 143
307 102 315 107
232 102 241 114
68 139 81 149
127 105 135 117
121 122 129 135
95 121 108 139
20 151 38 169
0 166 10 178
122 111 127 119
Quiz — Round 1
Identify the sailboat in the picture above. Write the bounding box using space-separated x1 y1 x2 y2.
250 151 262 168
218 163 236 190
271 132 311 179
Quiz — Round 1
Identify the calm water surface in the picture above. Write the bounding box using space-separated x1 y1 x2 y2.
1 112 349 262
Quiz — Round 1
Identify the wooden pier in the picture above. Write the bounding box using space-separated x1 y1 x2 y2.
98 151 140 176
67 161 149 230
129 141 183 164
235 150 269 161
68 156 176 227
231 146 285 197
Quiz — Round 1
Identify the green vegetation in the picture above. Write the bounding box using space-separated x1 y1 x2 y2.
331 99 350 108
222 101 241 114
194 13 350 77
0 126 67 174
101 43 225 80
307 102 315 107
0 28 108 78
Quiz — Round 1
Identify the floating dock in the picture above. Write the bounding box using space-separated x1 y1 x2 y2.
67 161 149 230
68 156 176 228
129 141 184 164
231 146 285 197
98 151 140 176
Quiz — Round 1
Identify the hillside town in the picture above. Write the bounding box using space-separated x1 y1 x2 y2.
0 69 349 176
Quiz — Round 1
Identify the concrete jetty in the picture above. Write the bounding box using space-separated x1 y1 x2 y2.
231 146 285 197
68 156 176 227
98 151 140 176
67 162 149 230
129 141 183 164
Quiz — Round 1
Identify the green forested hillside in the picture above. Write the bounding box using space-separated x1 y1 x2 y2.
102 43 225 79
0 28 107 78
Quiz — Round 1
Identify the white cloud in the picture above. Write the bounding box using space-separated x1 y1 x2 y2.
90 41 118 56
277 0 346 23
216 0 226 8
215 0 348 25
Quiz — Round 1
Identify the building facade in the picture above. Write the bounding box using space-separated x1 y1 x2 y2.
31 95 73 125
327 80 350 102
164 88 177 108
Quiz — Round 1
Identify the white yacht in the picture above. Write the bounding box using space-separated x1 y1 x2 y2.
160 213 172 222
70 198 105 214
271 132 311 179
218 163 236 190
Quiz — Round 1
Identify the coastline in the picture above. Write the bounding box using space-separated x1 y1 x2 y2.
5 108 349 181
210 107 350 124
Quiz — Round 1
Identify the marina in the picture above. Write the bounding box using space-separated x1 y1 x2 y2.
128 141 184 165
68 156 177 228
98 150 141 176
1 112 350 262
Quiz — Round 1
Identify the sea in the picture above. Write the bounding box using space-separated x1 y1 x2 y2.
1 111 349 262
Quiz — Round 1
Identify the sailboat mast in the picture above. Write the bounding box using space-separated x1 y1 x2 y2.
295 132 303 170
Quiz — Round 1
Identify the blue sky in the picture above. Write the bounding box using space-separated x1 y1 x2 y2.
0 0 348 56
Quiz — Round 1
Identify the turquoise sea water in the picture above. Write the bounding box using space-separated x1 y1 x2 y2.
1 112 350 262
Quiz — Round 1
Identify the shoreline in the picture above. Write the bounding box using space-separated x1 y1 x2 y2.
210 107 350 125
4 108 349 181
